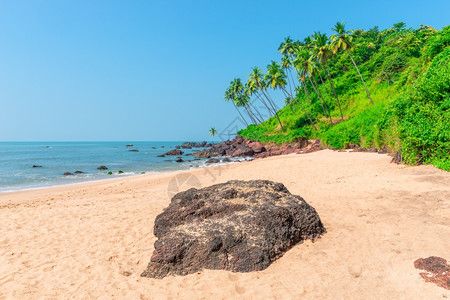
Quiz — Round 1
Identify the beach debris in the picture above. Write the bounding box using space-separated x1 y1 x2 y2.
126 144 133 147
141 180 326 279
97 166 108 170
414 256 450 290
32 165 42 168
108 171 112 175
162 149 184 156
206 158 220 164
63 172 73 176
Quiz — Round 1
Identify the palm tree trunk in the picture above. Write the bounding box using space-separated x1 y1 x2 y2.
260 89 285 132
284 67 294 98
309 77 331 123
283 86 317 131
248 101 264 123
346 49 374 105
244 104 257 124
324 62 344 121
232 101 249 126
317 73 333 124
311 76 333 124
255 92 275 116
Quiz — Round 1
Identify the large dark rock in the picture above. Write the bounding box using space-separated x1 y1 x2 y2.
206 158 220 164
192 146 226 158
230 145 254 157
163 149 184 156
141 180 325 279
97 166 108 170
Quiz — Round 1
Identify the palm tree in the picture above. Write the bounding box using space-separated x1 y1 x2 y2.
311 31 344 120
267 60 317 130
247 67 285 131
230 78 260 125
308 60 333 124
209 127 217 136
331 21 374 105
278 37 298 95
224 81 249 126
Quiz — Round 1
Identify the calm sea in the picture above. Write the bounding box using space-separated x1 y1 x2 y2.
0 141 216 192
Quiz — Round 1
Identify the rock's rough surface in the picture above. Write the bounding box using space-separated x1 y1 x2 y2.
414 256 450 290
141 180 326 279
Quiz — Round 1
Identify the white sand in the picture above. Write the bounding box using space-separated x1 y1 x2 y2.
0 150 449 299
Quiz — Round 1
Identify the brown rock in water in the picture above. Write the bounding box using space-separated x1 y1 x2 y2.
163 149 184 156
97 166 108 170
63 172 73 176
141 180 326 279
206 158 220 164
414 256 450 290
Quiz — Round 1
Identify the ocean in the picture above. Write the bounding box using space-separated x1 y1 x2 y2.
0 141 218 192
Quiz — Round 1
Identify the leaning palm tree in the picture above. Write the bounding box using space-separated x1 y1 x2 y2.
308 60 333 124
209 127 217 136
331 21 374 105
311 31 344 120
230 78 260 125
247 67 285 131
224 81 249 126
278 37 298 95
266 61 317 130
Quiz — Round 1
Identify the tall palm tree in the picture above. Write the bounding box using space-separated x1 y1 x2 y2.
224 81 248 126
311 31 344 120
230 78 260 125
308 60 333 124
209 127 217 136
267 60 317 130
278 37 298 95
331 21 374 105
248 67 285 131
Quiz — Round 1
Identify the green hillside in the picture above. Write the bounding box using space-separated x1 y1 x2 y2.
228 23 449 170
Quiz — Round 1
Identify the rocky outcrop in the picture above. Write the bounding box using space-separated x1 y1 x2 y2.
414 256 450 290
63 172 73 176
180 141 210 148
163 149 184 156
97 166 108 170
74 171 84 174
175 158 184 163
141 180 326 279
192 136 323 160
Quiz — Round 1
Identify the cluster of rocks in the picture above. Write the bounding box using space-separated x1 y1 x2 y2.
63 171 84 176
192 136 323 159
141 180 326 279
177 141 212 149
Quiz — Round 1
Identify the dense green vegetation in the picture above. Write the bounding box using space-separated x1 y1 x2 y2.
224 22 449 170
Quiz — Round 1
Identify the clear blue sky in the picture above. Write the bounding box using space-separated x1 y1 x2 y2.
0 0 448 141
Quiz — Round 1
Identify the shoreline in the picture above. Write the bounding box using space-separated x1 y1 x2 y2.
1 150 449 298
0 157 244 198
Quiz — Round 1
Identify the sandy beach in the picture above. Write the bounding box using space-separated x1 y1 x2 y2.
0 150 449 299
